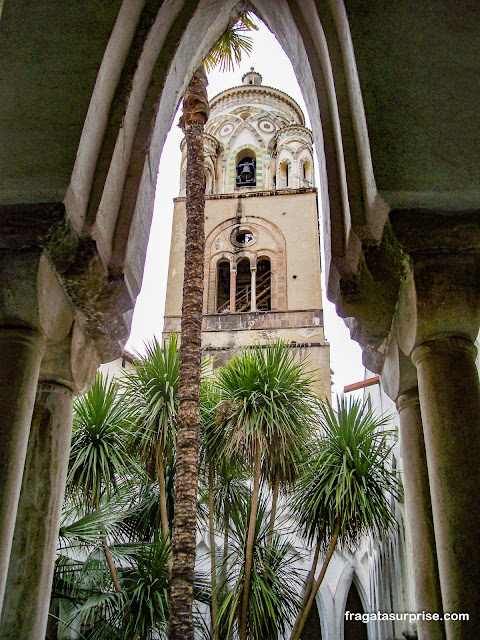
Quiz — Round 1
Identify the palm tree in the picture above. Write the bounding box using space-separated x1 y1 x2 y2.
217 493 303 640
199 379 250 639
53 503 171 640
216 340 317 640
288 395 402 640
198 380 221 638
121 335 179 543
67 373 139 594
168 14 257 640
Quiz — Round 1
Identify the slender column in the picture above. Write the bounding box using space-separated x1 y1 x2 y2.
250 267 257 312
229 267 236 313
0 327 45 612
0 381 73 639
412 337 480 639
397 388 445 640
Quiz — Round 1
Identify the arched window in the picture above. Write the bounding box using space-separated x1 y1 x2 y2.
279 161 289 188
256 258 271 311
236 152 256 187
344 580 368 640
302 160 311 183
235 258 252 311
216 261 230 313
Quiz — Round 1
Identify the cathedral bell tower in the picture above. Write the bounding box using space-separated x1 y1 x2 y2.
163 69 331 398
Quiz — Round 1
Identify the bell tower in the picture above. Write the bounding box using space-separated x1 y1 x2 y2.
163 70 331 398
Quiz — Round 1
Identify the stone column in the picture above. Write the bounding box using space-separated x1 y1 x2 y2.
411 337 480 639
397 387 445 640
229 266 236 313
0 381 73 640
0 327 45 612
250 266 257 312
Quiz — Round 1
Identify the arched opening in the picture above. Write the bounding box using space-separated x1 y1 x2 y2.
279 160 289 188
302 159 312 185
344 580 368 640
256 258 271 311
236 150 256 187
299 602 323 640
235 258 252 312
216 260 231 313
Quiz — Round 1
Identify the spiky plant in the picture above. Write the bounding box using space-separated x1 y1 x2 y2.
68 373 139 593
215 340 317 640
121 335 179 542
289 395 402 640
217 494 303 640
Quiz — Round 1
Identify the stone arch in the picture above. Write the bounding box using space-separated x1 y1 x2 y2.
2 0 378 357
205 216 287 313
335 562 370 640
228 143 262 191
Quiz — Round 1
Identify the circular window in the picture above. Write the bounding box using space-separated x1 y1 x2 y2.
236 231 253 245
231 228 257 247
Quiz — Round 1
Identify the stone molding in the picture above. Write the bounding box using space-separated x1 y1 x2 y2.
163 308 324 334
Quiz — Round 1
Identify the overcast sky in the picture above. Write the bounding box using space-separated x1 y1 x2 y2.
126 20 365 399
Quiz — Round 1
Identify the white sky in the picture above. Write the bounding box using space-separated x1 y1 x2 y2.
126 21 365 399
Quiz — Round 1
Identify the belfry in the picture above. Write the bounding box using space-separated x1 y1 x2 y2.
163 69 331 397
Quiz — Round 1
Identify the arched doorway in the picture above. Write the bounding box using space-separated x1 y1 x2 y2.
344 580 368 640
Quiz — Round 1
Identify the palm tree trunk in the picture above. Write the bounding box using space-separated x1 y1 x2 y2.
156 439 170 539
95 497 122 593
301 534 323 606
101 535 122 593
239 441 262 640
167 66 209 640
289 521 341 640
208 462 218 638
156 438 172 573
267 466 280 548
222 499 230 584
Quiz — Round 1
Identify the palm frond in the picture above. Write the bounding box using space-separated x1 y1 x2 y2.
293 395 402 548
120 335 179 477
205 14 259 74
68 373 139 509
216 340 318 476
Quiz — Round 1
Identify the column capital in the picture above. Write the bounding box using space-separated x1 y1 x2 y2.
396 386 420 412
412 335 477 368
39 322 100 396
396 254 480 356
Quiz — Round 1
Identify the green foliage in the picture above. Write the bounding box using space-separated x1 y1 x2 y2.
218 495 303 639
294 395 402 547
51 343 403 640
68 373 139 509
121 335 179 478
216 340 317 471
205 14 259 74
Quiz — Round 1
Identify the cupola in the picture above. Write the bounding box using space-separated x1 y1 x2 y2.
241 67 262 86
